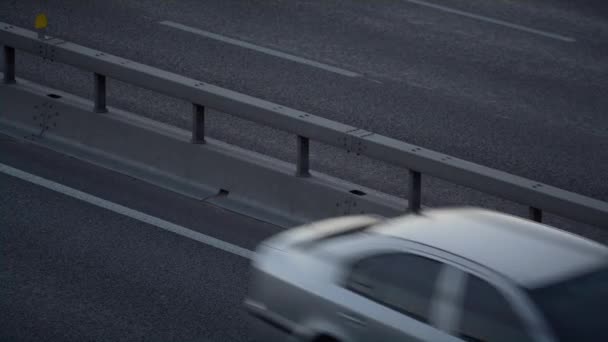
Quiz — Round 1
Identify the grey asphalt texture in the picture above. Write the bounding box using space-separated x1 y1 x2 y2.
1 1 608 338
0 136 281 341
1 1 607 214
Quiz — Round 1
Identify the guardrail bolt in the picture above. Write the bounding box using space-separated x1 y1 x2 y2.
3 46 16 84
93 73 108 113
296 135 310 177
191 103 206 144
409 170 422 213
529 206 543 222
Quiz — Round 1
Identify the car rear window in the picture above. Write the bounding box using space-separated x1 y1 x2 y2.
529 265 608 342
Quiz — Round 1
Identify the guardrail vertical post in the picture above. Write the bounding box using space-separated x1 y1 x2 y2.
409 170 422 213
529 206 542 222
93 73 107 113
192 103 206 144
296 135 310 177
3 46 16 84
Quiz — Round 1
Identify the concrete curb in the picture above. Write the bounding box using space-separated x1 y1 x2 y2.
0 77 407 227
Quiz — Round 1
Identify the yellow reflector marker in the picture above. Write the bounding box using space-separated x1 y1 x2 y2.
35 13 48 29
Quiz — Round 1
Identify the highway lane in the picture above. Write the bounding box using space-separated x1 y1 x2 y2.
1 133 606 342
1 1 607 223
0 135 282 341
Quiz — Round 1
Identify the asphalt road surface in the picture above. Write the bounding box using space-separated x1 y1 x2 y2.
1 132 607 342
1 1 607 215
0 135 282 341
1 2 608 337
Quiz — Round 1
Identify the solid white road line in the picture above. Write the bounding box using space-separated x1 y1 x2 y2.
159 20 363 77
0 163 253 259
405 0 576 42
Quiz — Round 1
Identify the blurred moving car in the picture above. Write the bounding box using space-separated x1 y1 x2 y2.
244 207 608 342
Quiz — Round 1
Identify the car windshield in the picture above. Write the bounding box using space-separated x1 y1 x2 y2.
529 265 608 342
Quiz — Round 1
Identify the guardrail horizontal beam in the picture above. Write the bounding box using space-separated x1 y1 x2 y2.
1 22 607 228
0 24 353 142
362 134 608 227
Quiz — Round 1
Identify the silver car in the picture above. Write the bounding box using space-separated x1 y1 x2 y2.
244 208 608 342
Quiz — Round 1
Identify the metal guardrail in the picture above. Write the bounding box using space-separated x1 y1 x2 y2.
2 22 607 228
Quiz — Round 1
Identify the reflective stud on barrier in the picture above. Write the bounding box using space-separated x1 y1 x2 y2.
192 103 206 144
93 73 107 113
34 13 48 40
3 46 15 84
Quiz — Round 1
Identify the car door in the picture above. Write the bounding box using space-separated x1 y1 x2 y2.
336 252 463 342
452 273 537 342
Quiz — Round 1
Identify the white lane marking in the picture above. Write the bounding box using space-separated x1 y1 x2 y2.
159 20 363 77
405 0 576 42
0 163 253 259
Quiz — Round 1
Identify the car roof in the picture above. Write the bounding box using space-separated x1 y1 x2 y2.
370 208 608 288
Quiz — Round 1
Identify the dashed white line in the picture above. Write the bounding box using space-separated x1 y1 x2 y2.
159 20 363 77
0 163 253 259
405 0 576 42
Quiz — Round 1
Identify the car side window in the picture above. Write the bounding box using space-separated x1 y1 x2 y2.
345 252 442 323
458 275 533 342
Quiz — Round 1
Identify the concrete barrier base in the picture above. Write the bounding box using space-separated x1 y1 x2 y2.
0 77 407 227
